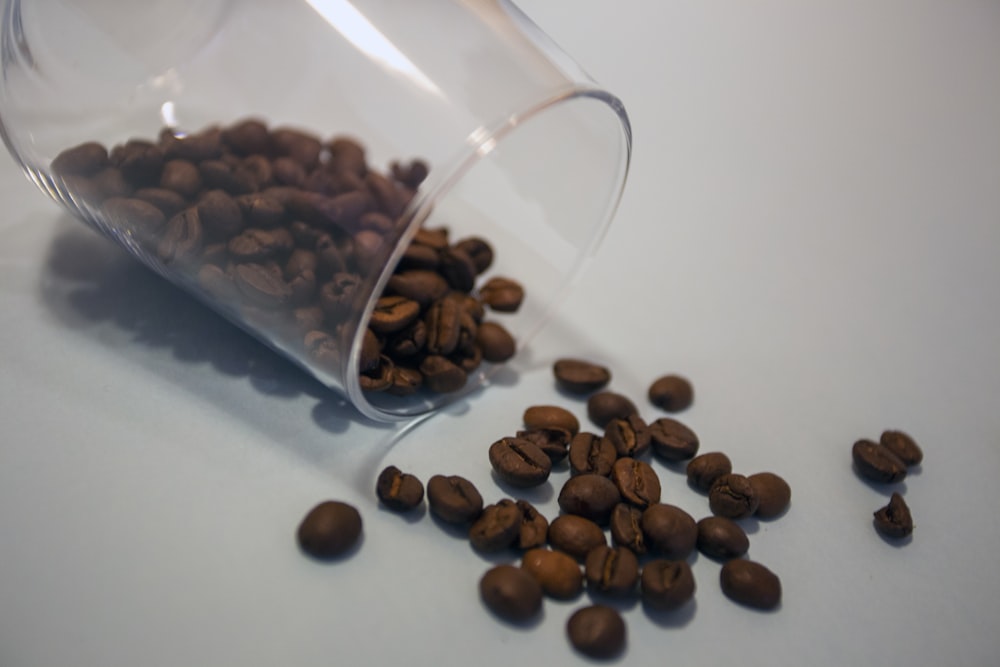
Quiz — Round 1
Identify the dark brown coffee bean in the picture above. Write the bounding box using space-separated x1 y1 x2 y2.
479 276 524 312
229 227 294 262
87 167 132 201
390 158 429 189
641 559 696 611
386 270 449 307
558 474 621 525
166 127 223 162
604 414 650 458
327 136 367 175
609 503 646 554
386 319 427 358
221 118 270 155
516 428 571 464
134 187 188 217
423 297 461 354
159 159 202 198
197 190 244 239
386 365 423 396
233 263 292 309
365 170 405 218
611 457 661 509
696 516 750 560
358 327 382 374
852 439 907 484
375 465 424 512
318 272 360 321
873 492 913 539
470 499 524 552
586 391 637 429
452 236 492 273
296 500 362 560
523 405 580 436
271 127 322 169
111 140 164 185
439 246 477 291
747 472 791 518
641 503 697 560
369 295 421 335
709 474 760 519
399 241 440 270
515 500 548 550
426 474 483 525
234 194 284 227
304 330 339 367
648 374 694 412
548 515 606 560
521 548 582 600
52 141 109 176
880 430 923 466
566 605 626 660
285 248 319 281
647 417 700 462
157 208 203 264
479 564 542 623
101 197 166 231
292 306 325 333
199 159 256 195
584 545 639 597
686 452 732 492
241 154 273 189
419 355 467 393
489 437 552 488
553 358 611 394
568 432 617 477
720 560 781 610
475 321 516 363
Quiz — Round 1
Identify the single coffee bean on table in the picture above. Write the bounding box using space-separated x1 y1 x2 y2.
426 474 483 525
641 503 698 560
296 500 363 560
558 473 622 525
648 374 694 412
566 604 627 660
696 516 750 560
610 457 661 509
553 358 612 394
647 417 700 463
686 451 733 492
478 276 524 312
375 465 424 512
548 515 607 561
514 499 549 550
586 391 637 428
584 545 639 597
488 436 552 488
469 499 524 552
609 503 647 554
603 414 651 458
709 473 761 519
852 439 907 484
479 564 543 623
568 431 617 477
873 492 914 539
522 405 580 436
879 430 924 467
521 548 583 600
719 559 782 610
641 559 696 611
516 427 571 464
747 472 791 518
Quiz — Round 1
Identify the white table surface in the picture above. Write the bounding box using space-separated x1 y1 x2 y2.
2 1 999 665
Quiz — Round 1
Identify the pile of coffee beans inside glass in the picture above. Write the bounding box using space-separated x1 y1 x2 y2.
51 120 519 400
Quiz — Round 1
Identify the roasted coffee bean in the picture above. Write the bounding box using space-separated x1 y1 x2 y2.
197 264 239 301
111 139 164 185
641 559 696 611
386 365 423 396
452 236 492 273
641 503 697 560
880 430 923 466
609 503 646 554
516 428 571 464
568 432 617 477
134 187 188 217
720 559 781 610
366 170 405 218
419 355 467 393
604 414 650 458
198 190 244 239
271 157 307 187
648 417 700 462
521 548 582 600
328 136 367 175
439 246 477 292
228 228 288 261
480 564 543 623
709 474 760 519
686 452 733 492
548 515 606 560
386 270 449 307
318 272 360 321
369 295 421 335
747 472 791 518
358 328 382 373
475 321 516 363
584 545 639 597
399 241 440 270
221 118 270 156
558 474 621 526
586 391 637 429
375 465 424 512
52 141 109 176
478 276 524 312
873 492 913 539
166 127 223 162
234 262 292 308
159 159 202 198
199 159 256 194
648 374 694 412
271 127 322 169
359 355 393 392
553 358 611 394
296 500 362 560
157 208 203 264
292 306 325 333
424 297 461 354
235 194 285 227
287 267 316 306
489 437 552 488
386 319 427 358
566 605 626 660
852 439 907 484
101 197 165 231
523 405 580 437
470 499 524 552
241 155 273 189
515 500 548 550
696 516 750 560
427 474 483 525
390 158 429 189
304 330 339 367
611 457 661 509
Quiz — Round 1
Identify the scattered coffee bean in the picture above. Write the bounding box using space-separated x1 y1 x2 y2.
489 437 552 488
523 405 580 436
720 559 782 610
747 472 791 518
686 452 733 492
584 545 639 597
553 358 611 394
696 516 749 560
603 414 651 458
375 465 424 512
586 391 637 428
873 492 914 539
479 564 543 622
296 500 362 560
568 432 617 477
709 473 760 519
880 430 923 467
647 417 700 462
521 548 583 600
641 503 698 560
420 355 467 393
648 374 694 412
476 321 516 363
478 276 524 312
852 439 907 484
469 499 524 552
558 474 622 525
611 457 661 509
515 500 549 549
566 605 626 659
516 428 571 464
641 559 696 611
426 474 483 525
548 515 607 560
609 503 647 555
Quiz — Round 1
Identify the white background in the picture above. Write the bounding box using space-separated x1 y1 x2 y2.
2 1 999 665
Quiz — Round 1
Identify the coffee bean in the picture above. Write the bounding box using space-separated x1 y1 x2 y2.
566 605 626 659
647 417 700 462
852 439 907 484
318 272 360 321
553 358 611 394
159 159 202 197
709 474 760 519
198 264 239 301
648 374 694 412
478 276 524 312
390 158 429 189
611 457 661 509
586 391 637 428
234 262 292 309
271 127 322 169
386 366 423 396
604 414 650 458
197 189 244 239
101 197 165 232
523 405 580 436
369 295 421 335
489 437 552 487
521 548 583 600
296 500 362 560
548 515 606 560
641 503 697 560
641 559 696 611
52 141 110 176
686 452 732 492
419 355 467 393
386 270 449 307
584 545 639 597
515 500 549 549
327 136 367 175
696 516 749 560
720 560 781 610
439 246 477 292
516 428 571 464
609 503 646 555
475 321 516 363
880 430 923 466
222 118 270 156
747 472 791 518
470 499 524 552
134 187 188 217
228 228 293 262
452 236 492 273
426 474 483 525
157 208 203 264
375 465 424 512
568 432 617 477
558 474 622 525
873 492 913 539
199 159 256 195
479 564 543 623
166 127 223 162
111 139 164 185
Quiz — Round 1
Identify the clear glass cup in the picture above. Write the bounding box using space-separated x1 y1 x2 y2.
0 0 631 421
